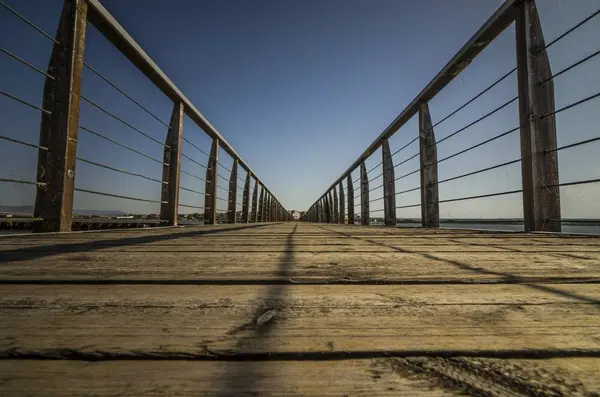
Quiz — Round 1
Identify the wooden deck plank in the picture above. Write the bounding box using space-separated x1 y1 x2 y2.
1 222 598 396
2 357 598 397
0 251 598 282
1 284 599 355
0 359 456 397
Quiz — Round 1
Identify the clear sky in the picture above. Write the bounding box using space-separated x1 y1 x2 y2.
1 0 599 219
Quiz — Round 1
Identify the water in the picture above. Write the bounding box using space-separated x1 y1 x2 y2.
398 222 600 235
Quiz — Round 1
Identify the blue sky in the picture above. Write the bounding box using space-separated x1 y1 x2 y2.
1 0 599 219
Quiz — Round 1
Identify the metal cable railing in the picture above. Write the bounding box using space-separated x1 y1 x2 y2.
79 125 167 166
77 157 166 184
434 96 518 147
80 95 167 148
181 153 208 170
303 2 599 231
0 88 51 114
0 0 290 230
0 0 59 44
180 169 207 183
0 134 48 151
540 9 599 52
431 67 517 129
1 47 55 80
75 188 166 204
181 135 212 158
179 185 204 195
83 61 169 128
0 177 45 186
391 136 418 158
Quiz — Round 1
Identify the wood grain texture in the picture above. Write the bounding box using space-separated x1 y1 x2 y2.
1 283 599 355
1 223 598 396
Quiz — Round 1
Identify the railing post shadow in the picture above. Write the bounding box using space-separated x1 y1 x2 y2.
515 0 561 232
360 162 369 225
347 174 354 225
419 102 439 227
160 101 184 226
227 159 238 224
382 138 397 226
204 138 219 224
34 0 88 233
338 181 345 224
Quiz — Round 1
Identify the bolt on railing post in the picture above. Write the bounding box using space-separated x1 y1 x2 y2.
332 186 338 223
360 162 369 225
338 181 345 224
227 159 238 224
160 101 184 226
203 137 219 224
251 178 258 222
242 172 251 223
515 0 561 232
382 138 397 226
34 0 88 233
347 174 354 225
419 102 439 227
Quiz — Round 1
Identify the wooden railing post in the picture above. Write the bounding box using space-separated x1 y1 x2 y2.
347 175 354 225
316 200 321 222
251 178 258 222
360 162 369 225
320 198 325 223
266 191 271 222
382 138 397 226
327 189 335 223
258 184 265 222
242 172 251 223
419 102 439 227
227 159 238 224
338 181 345 224
332 186 338 223
203 138 219 224
516 0 561 232
34 0 88 233
160 102 184 226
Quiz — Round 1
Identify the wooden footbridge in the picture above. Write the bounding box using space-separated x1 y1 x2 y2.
1 0 599 395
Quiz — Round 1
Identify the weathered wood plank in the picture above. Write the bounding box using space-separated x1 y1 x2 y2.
204 138 219 224
1 250 597 282
1 284 598 355
382 138 396 226
360 162 369 225
2 357 598 397
227 159 238 224
0 359 458 397
33 0 88 233
159 102 184 225
515 0 561 232
419 102 439 227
